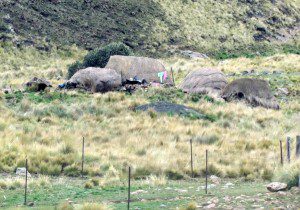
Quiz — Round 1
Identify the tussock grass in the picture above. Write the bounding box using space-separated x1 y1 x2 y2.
0 46 299 182
274 160 300 188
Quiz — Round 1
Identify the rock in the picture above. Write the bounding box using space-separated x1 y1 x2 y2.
276 87 289 96
210 175 221 185
105 55 173 85
224 196 231 202
241 70 249 75
179 68 227 96
67 67 122 93
205 203 216 209
277 191 287 196
225 182 234 187
16 167 31 177
24 77 52 91
210 197 219 204
180 50 209 59
27 202 34 206
221 78 280 110
227 72 236 76
131 190 148 195
2 86 12 94
267 182 287 192
135 101 209 120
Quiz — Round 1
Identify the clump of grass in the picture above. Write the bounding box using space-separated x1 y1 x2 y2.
184 202 197 210
193 135 219 145
166 170 184 180
0 180 7 189
145 175 167 186
57 201 74 210
0 178 23 190
84 181 94 189
273 160 300 189
91 178 99 186
80 203 110 210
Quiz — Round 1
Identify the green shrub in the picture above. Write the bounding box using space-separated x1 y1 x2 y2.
84 181 94 189
64 165 81 177
166 170 184 180
67 61 83 79
67 42 132 78
274 161 300 189
0 20 9 33
185 202 197 210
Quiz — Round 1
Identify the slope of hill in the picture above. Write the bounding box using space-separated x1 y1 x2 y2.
0 0 299 56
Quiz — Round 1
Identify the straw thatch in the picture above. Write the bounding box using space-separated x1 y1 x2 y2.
67 67 121 93
221 78 280 109
179 68 227 94
105 55 173 84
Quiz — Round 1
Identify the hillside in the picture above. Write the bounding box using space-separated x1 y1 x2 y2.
0 0 300 56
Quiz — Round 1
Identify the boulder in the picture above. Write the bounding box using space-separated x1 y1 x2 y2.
105 55 173 85
179 69 227 95
180 50 209 59
25 77 52 91
135 101 209 120
2 86 12 94
210 175 221 185
67 67 122 93
221 78 280 109
16 167 31 177
267 182 287 192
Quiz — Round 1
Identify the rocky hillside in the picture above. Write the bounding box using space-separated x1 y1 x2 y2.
0 0 299 56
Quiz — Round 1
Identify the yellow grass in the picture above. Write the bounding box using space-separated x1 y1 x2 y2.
0 46 299 181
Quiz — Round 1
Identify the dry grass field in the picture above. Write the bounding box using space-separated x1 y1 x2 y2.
0 46 299 188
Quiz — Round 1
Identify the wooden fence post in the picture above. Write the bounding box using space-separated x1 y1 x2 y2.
171 67 175 86
205 149 208 194
287 137 291 163
24 158 28 205
190 139 194 178
296 136 300 158
128 166 131 210
280 140 283 165
81 137 85 177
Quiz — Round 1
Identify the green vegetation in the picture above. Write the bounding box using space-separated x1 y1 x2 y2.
0 0 299 56
0 177 299 209
274 161 300 189
68 42 133 78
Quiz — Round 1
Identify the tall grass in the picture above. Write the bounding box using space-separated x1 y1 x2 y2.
0 45 299 181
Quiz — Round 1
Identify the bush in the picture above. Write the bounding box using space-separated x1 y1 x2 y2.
67 42 132 78
274 161 300 189
67 61 83 79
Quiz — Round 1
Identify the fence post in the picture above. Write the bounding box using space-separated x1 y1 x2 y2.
128 166 131 210
296 136 300 158
205 149 208 194
190 139 194 178
24 158 28 205
287 137 291 163
171 67 175 86
280 140 283 165
81 137 85 177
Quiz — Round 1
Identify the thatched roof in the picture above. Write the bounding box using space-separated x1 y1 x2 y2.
67 67 122 93
105 55 173 84
221 78 280 109
179 68 227 94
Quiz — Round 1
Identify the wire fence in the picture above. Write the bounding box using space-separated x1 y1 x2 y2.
5 135 300 207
